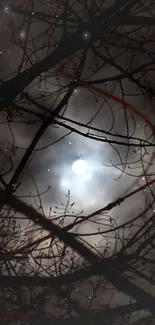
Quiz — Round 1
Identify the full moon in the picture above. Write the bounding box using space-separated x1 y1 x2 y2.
72 159 88 175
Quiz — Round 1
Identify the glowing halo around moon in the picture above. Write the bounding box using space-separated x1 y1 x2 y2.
72 159 88 175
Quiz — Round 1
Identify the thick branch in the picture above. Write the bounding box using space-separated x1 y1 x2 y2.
0 0 137 107
0 190 155 315
121 15 155 26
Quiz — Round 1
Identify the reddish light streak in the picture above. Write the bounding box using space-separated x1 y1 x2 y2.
1 67 155 259
56 68 155 130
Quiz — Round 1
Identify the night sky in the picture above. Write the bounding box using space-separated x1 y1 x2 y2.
0 0 155 243
0 0 155 323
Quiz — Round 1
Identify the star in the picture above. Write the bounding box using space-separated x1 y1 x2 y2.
82 30 91 41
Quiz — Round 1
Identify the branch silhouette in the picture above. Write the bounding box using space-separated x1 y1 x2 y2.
0 188 155 315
